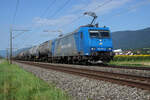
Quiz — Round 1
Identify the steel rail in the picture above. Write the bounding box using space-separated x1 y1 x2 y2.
98 65 150 71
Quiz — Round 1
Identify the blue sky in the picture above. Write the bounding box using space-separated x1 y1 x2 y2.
0 0 150 50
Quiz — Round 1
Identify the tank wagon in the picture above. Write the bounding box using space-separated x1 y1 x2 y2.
38 40 52 61
16 12 114 63
28 45 39 61
17 40 52 62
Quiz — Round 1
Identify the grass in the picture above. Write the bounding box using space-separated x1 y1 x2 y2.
109 55 150 67
0 60 70 100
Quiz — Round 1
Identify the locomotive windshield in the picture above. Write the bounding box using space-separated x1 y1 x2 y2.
89 30 110 38
89 31 99 38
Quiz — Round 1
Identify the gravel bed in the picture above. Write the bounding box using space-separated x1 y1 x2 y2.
15 62 150 100
39 63 150 78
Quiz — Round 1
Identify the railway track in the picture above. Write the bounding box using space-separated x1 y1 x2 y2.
16 60 150 91
98 64 150 71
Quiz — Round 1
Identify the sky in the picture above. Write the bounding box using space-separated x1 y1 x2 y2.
0 0 150 50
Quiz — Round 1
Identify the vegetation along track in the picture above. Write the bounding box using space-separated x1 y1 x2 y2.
16 60 150 91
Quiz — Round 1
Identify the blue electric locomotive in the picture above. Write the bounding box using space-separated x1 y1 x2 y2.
51 24 114 63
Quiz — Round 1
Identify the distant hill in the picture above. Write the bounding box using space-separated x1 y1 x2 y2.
0 47 30 58
112 27 150 49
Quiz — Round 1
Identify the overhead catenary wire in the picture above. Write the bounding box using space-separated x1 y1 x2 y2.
40 0 57 17
12 0 70 52
10 0 20 63
92 0 113 11
48 0 71 18
84 0 113 24
104 0 150 23
37 0 71 32
20 0 59 47
21 0 71 47
21 0 113 48
58 15 83 29
12 31 26 39
12 0 20 25
60 0 113 30
24 0 112 38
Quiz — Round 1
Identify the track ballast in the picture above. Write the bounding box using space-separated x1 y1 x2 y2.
16 60 150 91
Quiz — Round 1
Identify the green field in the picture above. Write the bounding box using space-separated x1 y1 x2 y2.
113 55 150 61
109 55 150 67
0 60 70 100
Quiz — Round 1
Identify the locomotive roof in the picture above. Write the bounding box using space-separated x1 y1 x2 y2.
54 28 80 40
54 25 109 40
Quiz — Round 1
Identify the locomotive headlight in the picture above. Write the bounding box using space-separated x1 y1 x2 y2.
91 47 96 50
108 48 112 50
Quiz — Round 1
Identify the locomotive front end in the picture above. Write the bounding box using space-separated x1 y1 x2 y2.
88 27 114 62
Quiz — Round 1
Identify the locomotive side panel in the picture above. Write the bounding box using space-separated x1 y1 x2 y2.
54 34 78 57
77 27 91 56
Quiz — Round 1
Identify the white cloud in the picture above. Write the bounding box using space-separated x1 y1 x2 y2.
128 0 150 13
114 0 150 16
33 15 76 27
33 0 132 28
70 0 131 15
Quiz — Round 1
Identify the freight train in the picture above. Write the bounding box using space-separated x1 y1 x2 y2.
16 13 114 64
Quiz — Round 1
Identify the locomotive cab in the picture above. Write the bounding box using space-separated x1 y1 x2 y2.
78 26 114 62
89 29 112 52
88 27 114 62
